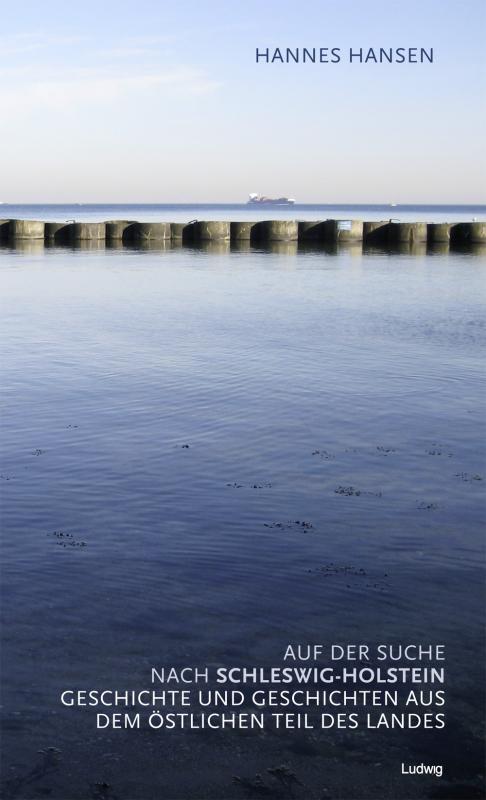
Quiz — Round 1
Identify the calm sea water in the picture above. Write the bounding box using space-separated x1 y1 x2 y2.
1 235 485 799
1 202 485 223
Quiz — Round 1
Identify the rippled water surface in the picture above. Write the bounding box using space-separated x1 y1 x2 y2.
1 243 485 799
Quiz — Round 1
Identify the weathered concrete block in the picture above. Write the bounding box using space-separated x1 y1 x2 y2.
427 223 451 244
450 223 468 244
470 222 486 243
121 223 137 242
298 221 326 241
9 219 45 239
126 222 171 242
388 222 427 244
45 222 70 242
0 219 10 241
451 222 486 244
363 221 390 244
323 219 363 242
71 222 106 241
58 222 105 242
170 223 186 239
105 220 134 241
187 221 231 241
252 220 298 241
230 221 255 241
181 222 197 242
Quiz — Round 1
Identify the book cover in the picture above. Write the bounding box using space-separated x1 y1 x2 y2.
0 2 485 799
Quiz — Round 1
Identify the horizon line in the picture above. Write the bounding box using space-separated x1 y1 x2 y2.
2 201 486 208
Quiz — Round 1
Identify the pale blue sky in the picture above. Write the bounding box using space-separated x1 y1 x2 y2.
1 0 484 203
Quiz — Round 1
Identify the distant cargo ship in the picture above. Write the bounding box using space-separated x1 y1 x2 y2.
247 193 295 206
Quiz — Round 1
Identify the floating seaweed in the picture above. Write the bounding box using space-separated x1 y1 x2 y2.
311 449 335 460
264 520 313 531
48 531 87 548
334 486 382 497
227 482 272 489
455 472 483 482
308 563 389 592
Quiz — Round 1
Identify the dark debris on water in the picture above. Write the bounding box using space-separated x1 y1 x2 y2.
455 472 483 482
312 449 335 460
227 482 273 489
334 486 382 497
334 486 361 496
264 520 314 531
308 563 390 591
48 531 87 548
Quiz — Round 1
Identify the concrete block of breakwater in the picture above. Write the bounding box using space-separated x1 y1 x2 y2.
470 222 486 243
170 222 186 240
451 221 486 244
185 221 231 241
298 221 326 241
9 219 45 239
0 219 10 241
363 221 390 244
450 223 468 244
105 220 135 241
252 220 298 242
45 222 70 242
125 222 171 242
70 222 106 241
388 222 427 244
230 221 255 241
322 219 363 242
427 223 452 244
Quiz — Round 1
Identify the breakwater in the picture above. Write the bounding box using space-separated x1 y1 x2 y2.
1 218 485 250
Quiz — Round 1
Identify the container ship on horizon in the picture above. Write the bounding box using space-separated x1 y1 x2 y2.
247 193 295 206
